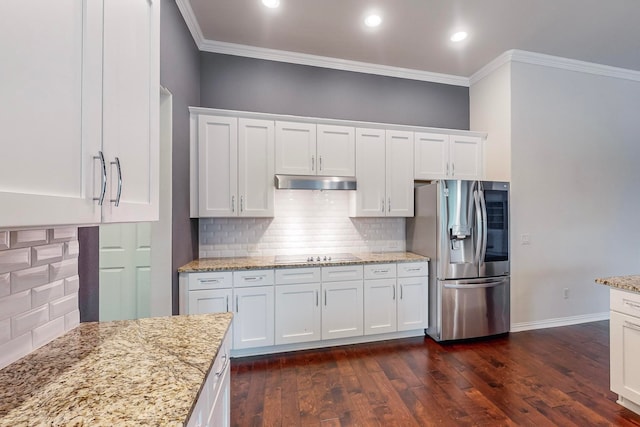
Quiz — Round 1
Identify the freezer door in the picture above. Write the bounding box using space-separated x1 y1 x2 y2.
439 276 510 341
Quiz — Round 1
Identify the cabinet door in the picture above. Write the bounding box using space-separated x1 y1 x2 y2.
450 135 483 180
397 276 428 331
275 121 316 175
275 283 322 345
188 289 232 315
414 133 449 180
316 125 355 176
385 130 414 217
233 286 275 349
351 128 386 217
610 311 640 405
208 355 231 427
198 116 238 217
0 0 102 227
238 119 275 217
364 279 397 335
102 0 159 223
322 281 364 340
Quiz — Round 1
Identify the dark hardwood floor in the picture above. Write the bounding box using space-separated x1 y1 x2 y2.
230 321 640 426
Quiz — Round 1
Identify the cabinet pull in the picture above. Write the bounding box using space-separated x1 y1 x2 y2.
243 275 264 281
452 163 455 176
216 353 229 377
316 290 319 306
319 155 323 171
93 151 107 205
373 269 389 274
446 163 450 176
226 295 229 312
311 155 315 171
400 284 403 299
393 285 396 300
381 198 385 212
624 300 640 311
405 267 422 272
236 295 239 312
388 197 391 212
199 278 220 284
624 320 640 332
232 196 235 212
324 290 327 306
110 157 122 207
240 195 244 212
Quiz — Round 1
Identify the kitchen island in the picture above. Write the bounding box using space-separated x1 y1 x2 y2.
596 275 640 416
0 313 233 426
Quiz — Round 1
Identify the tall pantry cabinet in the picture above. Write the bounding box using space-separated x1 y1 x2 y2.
0 0 159 228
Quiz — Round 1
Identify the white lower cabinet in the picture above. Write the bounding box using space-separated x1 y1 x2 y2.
322 280 364 340
232 286 274 349
610 289 640 412
275 282 322 345
187 332 231 427
188 289 232 315
364 279 397 335
397 275 428 331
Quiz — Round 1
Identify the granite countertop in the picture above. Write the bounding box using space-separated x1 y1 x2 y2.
0 313 233 426
178 251 430 272
596 275 640 293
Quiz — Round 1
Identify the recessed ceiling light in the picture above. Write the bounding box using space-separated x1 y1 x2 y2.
450 31 468 42
364 14 382 28
262 0 279 8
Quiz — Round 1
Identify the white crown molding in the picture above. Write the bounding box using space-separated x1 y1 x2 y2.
510 311 609 333
199 39 470 87
471 49 640 85
175 0 204 48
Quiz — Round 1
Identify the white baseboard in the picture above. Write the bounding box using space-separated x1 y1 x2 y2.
510 311 610 333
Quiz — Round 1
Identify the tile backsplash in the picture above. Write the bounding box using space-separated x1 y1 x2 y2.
200 190 405 257
0 228 80 369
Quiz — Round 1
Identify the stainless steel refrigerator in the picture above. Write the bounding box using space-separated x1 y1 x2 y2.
406 180 510 342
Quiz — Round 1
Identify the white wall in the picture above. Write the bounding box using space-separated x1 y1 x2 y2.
472 55 640 329
199 190 405 257
470 62 512 182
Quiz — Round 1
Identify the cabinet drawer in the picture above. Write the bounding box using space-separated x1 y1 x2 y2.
397 262 428 278
611 288 640 318
275 267 321 285
233 270 274 287
322 265 364 282
188 272 233 290
364 264 397 280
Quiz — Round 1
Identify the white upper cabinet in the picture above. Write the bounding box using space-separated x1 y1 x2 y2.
275 122 355 176
0 0 159 228
316 125 355 176
351 129 413 217
414 132 483 180
197 115 274 218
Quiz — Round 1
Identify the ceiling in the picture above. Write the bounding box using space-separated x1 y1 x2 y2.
184 0 640 79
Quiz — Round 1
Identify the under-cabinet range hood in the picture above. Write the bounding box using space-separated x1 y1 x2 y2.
274 174 357 190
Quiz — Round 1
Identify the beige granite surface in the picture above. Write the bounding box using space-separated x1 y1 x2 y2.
596 275 640 293
0 313 233 426
178 251 429 272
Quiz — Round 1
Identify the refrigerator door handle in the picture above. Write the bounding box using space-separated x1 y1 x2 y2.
443 280 506 289
473 189 483 264
479 187 488 265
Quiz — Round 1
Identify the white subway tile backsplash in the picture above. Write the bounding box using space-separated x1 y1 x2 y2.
0 291 31 322
10 229 48 248
32 280 65 308
33 317 65 349
48 227 78 243
64 309 80 332
64 276 80 295
11 265 49 293
49 258 78 281
0 273 9 298
32 243 64 266
0 248 31 274
0 231 8 250
12 305 49 338
199 191 405 258
0 227 79 369
50 294 78 319
0 319 10 345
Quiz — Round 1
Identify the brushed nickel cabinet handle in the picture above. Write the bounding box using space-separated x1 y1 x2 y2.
624 320 640 332
381 198 385 212
319 155 323 171
393 285 396 300
388 197 391 212
316 290 319 306
110 157 122 207
232 196 235 213
226 295 229 312
236 295 239 312
311 155 315 171
93 151 107 205
240 195 244 212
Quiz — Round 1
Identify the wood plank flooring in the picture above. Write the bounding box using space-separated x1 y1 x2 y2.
230 321 640 426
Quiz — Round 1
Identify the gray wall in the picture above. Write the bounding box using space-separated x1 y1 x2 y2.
200 53 470 130
160 0 200 315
